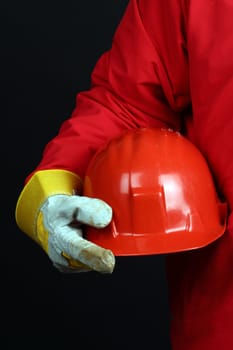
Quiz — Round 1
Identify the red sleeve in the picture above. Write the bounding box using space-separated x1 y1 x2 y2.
29 0 190 180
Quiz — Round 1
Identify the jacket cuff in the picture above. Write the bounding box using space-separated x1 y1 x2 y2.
15 169 82 245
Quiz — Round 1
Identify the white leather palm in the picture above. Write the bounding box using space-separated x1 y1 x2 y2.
40 194 115 273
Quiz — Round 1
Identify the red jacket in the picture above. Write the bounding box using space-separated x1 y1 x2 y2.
24 1 233 348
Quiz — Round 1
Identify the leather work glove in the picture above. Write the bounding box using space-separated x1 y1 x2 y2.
40 194 115 273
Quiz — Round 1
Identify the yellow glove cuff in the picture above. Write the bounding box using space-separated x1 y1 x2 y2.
15 169 82 247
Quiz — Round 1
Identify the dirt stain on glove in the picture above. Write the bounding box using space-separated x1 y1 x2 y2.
80 246 115 274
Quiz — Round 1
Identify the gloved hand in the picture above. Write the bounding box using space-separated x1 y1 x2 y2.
40 194 115 274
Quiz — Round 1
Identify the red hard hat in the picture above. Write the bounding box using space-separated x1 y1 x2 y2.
83 128 227 256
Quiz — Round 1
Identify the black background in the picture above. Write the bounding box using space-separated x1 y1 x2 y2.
3 1 171 348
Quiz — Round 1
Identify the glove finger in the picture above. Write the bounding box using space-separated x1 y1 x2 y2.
54 225 115 273
48 238 69 267
49 235 93 273
73 196 112 228
61 251 92 272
